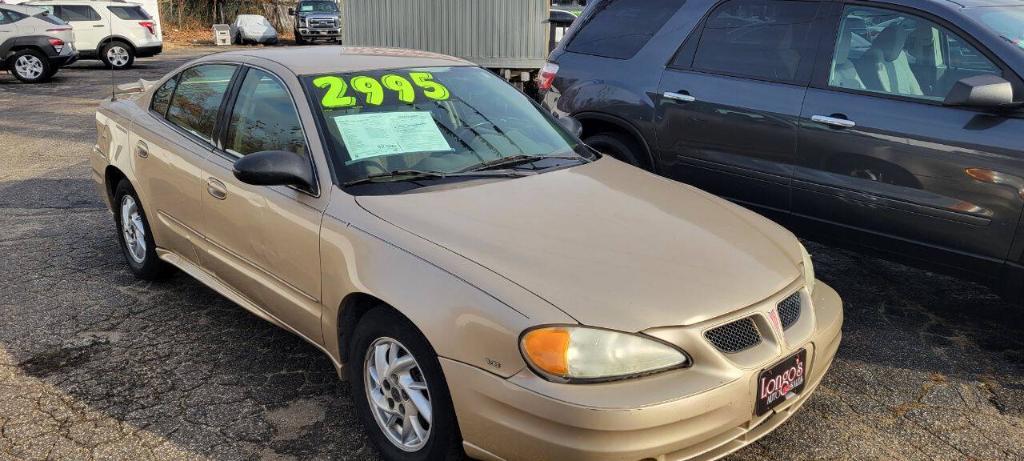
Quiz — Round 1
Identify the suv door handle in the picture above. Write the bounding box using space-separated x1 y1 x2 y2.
93 24 106 28
135 141 149 158
206 178 227 200
811 115 856 129
663 91 696 103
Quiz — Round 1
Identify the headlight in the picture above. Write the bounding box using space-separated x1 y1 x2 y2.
800 243 816 294
520 326 689 383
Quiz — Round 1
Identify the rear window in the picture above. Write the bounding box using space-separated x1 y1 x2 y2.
107 6 151 20
565 0 687 59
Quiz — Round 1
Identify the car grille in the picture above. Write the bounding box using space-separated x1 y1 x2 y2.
705 317 762 353
778 292 801 330
308 18 337 29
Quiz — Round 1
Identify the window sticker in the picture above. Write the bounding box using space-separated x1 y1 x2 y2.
332 111 452 162
313 72 450 109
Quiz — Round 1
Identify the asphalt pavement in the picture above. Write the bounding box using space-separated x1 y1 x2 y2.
1 46 1022 461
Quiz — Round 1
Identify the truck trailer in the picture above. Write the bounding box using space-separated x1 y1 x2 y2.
343 0 551 91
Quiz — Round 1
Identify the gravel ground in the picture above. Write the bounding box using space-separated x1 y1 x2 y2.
1 46 1023 461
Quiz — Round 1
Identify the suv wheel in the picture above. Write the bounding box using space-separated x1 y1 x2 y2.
9 49 52 83
349 308 462 461
584 132 647 169
101 41 135 70
113 180 170 280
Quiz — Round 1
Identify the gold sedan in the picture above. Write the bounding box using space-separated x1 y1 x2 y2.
92 47 843 461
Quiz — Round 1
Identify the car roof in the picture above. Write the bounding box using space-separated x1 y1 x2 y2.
26 0 140 5
1 3 45 14
206 46 476 76
925 0 1023 7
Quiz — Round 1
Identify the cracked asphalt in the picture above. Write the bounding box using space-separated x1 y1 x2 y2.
1 46 1023 461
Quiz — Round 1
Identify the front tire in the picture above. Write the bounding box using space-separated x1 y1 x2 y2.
113 180 170 280
584 132 647 169
9 49 53 83
101 41 135 70
349 308 462 461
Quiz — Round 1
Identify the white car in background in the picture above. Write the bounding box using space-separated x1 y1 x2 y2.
230 14 277 45
0 3 77 82
25 0 160 69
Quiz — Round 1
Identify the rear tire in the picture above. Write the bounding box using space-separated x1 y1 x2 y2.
113 180 170 280
584 132 647 169
101 41 135 70
9 49 53 83
348 308 463 461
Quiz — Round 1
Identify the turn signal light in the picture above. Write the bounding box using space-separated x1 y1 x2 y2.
521 327 570 375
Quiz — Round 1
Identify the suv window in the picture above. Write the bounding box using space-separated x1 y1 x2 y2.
225 69 307 157
165 65 237 143
107 5 150 20
565 0 686 60
686 0 822 84
828 6 1001 101
0 10 14 24
57 5 101 22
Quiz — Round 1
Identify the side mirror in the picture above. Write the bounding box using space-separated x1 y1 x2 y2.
287 7 295 15
944 74 1015 109
233 151 315 190
557 115 583 138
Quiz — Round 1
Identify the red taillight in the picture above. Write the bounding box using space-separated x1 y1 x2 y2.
536 62 559 91
48 38 65 53
139 21 156 35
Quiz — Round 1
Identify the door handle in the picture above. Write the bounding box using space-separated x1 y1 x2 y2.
206 178 227 200
93 24 106 28
663 91 696 103
811 115 856 129
135 140 149 158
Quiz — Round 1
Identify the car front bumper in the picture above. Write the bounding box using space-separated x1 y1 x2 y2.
443 281 843 461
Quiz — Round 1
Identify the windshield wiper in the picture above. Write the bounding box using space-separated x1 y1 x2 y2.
342 169 530 187
459 154 590 173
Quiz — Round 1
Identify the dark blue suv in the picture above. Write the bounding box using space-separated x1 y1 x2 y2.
543 0 1024 301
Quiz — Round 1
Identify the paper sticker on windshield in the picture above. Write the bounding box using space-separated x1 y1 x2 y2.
332 112 452 161
313 72 450 109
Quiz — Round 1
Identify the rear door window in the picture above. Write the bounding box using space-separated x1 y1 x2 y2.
165 64 237 143
685 0 823 84
58 5 101 22
566 0 687 59
107 6 151 20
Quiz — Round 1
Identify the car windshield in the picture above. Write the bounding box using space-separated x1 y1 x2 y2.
303 66 588 186
298 1 337 13
966 7 1024 50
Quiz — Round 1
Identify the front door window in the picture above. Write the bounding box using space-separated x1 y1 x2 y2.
828 6 1001 101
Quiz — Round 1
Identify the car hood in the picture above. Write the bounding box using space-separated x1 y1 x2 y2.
355 158 802 333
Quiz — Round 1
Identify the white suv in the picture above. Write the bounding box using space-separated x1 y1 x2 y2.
0 4 78 83
26 0 161 69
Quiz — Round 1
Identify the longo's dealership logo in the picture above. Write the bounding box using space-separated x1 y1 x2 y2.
759 355 805 405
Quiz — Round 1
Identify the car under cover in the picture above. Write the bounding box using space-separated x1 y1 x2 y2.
355 157 803 333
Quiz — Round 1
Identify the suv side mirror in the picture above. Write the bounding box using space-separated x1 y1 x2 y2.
287 7 295 15
944 74 1015 109
233 151 315 190
557 115 583 138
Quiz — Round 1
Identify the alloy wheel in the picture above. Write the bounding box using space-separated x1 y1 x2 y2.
363 337 432 452
107 46 130 68
120 195 146 263
14 55 44 80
